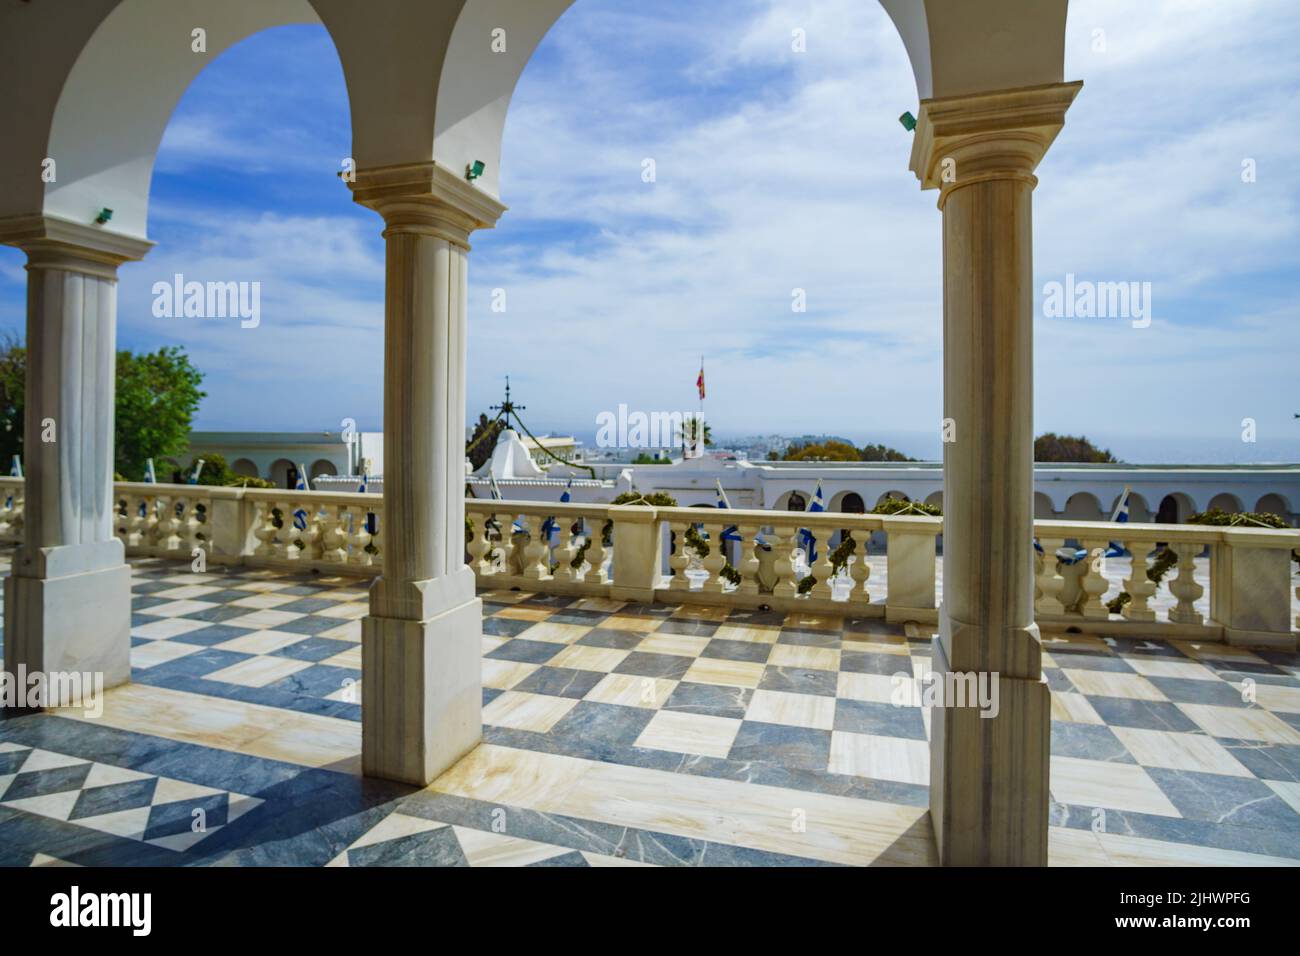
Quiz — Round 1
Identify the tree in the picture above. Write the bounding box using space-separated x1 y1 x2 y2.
781 439 916 462
466 413 503 470
115 348 206 480
1034 433 1117 463
0 338 206 481
682 417 712 450
0 333 24 470
181 452 274 489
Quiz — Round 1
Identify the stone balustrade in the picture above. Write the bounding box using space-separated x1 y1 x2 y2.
0 477 1295 649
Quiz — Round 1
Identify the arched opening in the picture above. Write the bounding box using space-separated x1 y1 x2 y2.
786 492 808 512
876 490 910 508
1155 493 1194 525
1255 493 1292 524
310 459 339 480
1062 492 1103 522
269 458 297 489
231 458 259 478
839 492 866 514
1206 492 1243 515
1034 492 1056 520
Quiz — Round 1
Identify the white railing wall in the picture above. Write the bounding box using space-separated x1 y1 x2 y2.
0 477 1295 649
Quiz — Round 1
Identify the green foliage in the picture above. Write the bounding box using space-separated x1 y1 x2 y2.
0 333 24 469
1104 547 1179 614
682 418 713 449
1034 433 1117 463
0 338 206 482
610 491 677 507
782 439 915 462
116 348 207 480
466 413 503 470
180 452 273 489
872 497 941 517
630 452 671 464
858 443 916 462
1187 508 1288 529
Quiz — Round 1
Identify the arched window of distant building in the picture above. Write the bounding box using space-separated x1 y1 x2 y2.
787 492 807 511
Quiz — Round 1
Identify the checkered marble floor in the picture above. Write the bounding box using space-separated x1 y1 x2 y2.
1 551 1298 867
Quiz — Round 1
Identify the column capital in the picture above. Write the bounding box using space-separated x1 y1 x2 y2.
0 214 154 280
349 161 508 249
909 80 1083 203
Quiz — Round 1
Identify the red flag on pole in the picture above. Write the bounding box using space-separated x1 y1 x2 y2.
696 364 705 400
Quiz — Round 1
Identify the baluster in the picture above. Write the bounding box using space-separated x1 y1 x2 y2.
1121 541 1157 621
1167 541 1204 625
551 518 579 584
466 510 492 577
736 524 761 596
159 496 184 553
521 514 550 581
1034 536 1067 615
584 516 608 585
770 526 797 598
493 511 517 574
1078 537 1110 619
848 531 871 606
809 527 836 600
666 520 690 591
252 499 279 557
320 505 347 563
702 522 727 594
348 505 375 567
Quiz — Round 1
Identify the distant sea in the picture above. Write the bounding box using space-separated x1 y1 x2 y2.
557 429 1299 466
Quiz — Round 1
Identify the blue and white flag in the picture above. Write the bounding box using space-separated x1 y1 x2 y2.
9 455 22 478
356 471 376 535
799 481 825 563
488 475 523 533
188 459 205 485
1103 486 1131 557
541 477 573 540
715 479 741 543
144 458 157 484
292 464 310 531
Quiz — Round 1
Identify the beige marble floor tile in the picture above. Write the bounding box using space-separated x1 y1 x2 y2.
1039 632 1111 653
1122 656 1219 680
430 744 936 866
635 711 742 758
229 592 299 610
767 644 840 671
1265 780 1300 817
1049 756 1180 817
325 680 361 704
313 602 368 620
130 617 212 640
782 613 841 631
222 609 304 630
152 584 224 600
215 629 310 655
205 655 313 688
635 633 710 657
712 624 781 645
570 597 627 615
597 614 661 633
517 622 590 645
1177 641 1263 663
1245 682 1300 714
545 644 629 673
746 689 835 730
349 812 444 852
1112 727 1252 777
452 826 576 867
1050 691 1105 725
840 636 909 656
1178 704 1300 744
1062 669 1165 701
482 691 578 732
481 659 540 691
1048 828 1111 865
137 599 219 619
321 646 362 670
672 605 731 622
319 620 362 642
1095 829 1299 866
828 731 929 785
58 684 360 769
482 635 507 655
130 640 203 670
582 851 655 867
584 673 677 709
837 672 900 704
682 658 765 689
494 606 554 622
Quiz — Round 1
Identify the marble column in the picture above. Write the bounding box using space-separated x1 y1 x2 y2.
909 82 1081 865
350 164 505 785
0 215 152 700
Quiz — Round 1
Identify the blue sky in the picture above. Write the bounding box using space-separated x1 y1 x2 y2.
1 0 1297 463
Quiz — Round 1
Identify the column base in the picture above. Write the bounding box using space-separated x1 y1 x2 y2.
3 562 132 694
928 635 1050 866
361 596 483 786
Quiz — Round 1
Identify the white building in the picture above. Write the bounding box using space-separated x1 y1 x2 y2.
185 430 384 488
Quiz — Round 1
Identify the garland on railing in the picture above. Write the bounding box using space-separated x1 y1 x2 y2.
1104 546 1178 614
797 532 858 594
